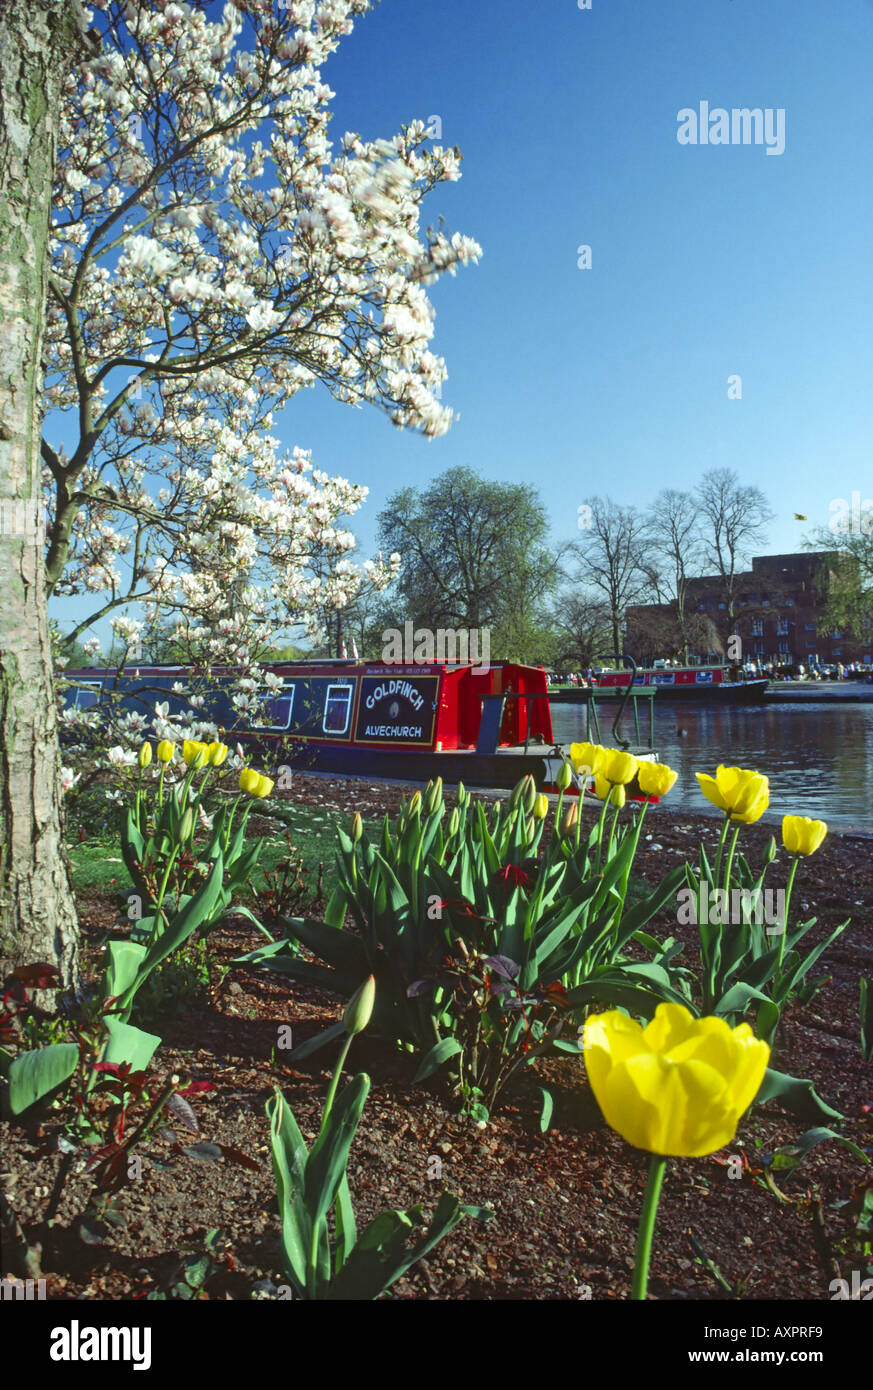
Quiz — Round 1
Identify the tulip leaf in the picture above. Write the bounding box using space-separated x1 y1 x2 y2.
412 1036 462 1083
334 1171 357 1274
304 1073 370 1229
7 1042 79 1115
324 884 348 929
285 1019 348 1063
100 1016 161 1072
538 1087 554 1134
754 1067 842 1122
764 1126 869 1175
118 853 226 1010
102 940 148 1001
267 1088 310 1297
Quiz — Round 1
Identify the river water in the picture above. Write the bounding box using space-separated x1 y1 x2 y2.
550 700 873 833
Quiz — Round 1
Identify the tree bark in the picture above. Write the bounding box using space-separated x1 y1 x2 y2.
0 0 88 989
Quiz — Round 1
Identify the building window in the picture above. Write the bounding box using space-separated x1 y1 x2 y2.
777 640 791 654
754 640 765 655
806 640 817 649
805 624 816 633
74 681 102 710
776 619 789 636
323 684 353 734
832 630 843 639
784 598 794 607
833 648 842 657
255 684 295 731
751 620 763 636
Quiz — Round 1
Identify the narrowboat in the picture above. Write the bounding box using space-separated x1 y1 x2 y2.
595 664 768 703
62 658 657 792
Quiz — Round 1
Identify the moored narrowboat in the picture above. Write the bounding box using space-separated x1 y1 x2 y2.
62 657 665 792
595 664 768 702
63 659 567 790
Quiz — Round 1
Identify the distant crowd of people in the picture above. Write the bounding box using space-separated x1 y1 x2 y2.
544 660 873 684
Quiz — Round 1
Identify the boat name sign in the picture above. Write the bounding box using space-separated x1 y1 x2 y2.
366 679 425 712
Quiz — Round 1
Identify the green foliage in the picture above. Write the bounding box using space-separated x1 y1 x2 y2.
243 776 686 1115
681 838 849 1046
267 1003 491 1300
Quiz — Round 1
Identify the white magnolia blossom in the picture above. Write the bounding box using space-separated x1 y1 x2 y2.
43 0 480 665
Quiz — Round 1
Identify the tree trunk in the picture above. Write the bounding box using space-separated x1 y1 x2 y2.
0 0 87 990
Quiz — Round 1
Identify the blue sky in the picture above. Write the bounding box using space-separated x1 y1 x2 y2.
289 0 873 557
53 0 873 644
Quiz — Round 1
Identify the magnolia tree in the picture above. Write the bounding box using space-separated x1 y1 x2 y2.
45 0 480 668
3 0 480 981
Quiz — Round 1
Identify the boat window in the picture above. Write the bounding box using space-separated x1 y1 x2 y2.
256 684 295 731
74 681 102 710
323 684 353 734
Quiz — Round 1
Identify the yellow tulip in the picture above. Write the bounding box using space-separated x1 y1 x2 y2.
600 748 639 786
138 742 153 769
569 742 606 776
532 793 549 820
206 740 228 767
782 815 827 856
239 768 261 796
636 761 678 799
583 1003 770 1157
594 774 625 808
696 765 769 822
156 740 175 764
183 739 208 769
255 774 274 798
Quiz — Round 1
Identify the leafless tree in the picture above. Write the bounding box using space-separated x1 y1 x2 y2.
694 468 774 637
571 498 652 654
647 488 705 661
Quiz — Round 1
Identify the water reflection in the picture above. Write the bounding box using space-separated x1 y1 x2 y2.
550 701 873 831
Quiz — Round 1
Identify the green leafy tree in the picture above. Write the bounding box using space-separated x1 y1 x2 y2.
377 466 559 661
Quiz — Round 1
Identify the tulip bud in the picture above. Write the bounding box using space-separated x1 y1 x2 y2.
523 775 537 815
457 781 467 806
532 793 549 821
156 740 175 764
409 790 422 813
425 776 443 815
351 811 363 843
138 741 152 769
560 802 578 836
344 974 376 1036
556 759 573 792
178 807 195 842
448 806 459 835
525 816 537 844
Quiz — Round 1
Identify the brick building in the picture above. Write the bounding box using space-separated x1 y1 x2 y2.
627 552 867 668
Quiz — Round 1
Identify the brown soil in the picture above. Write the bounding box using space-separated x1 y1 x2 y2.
2 776 871 1302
